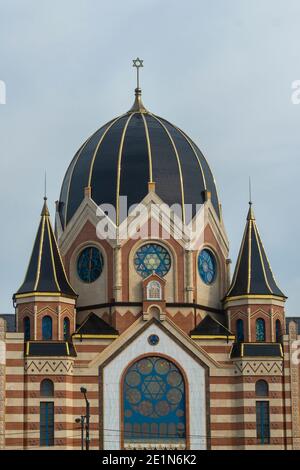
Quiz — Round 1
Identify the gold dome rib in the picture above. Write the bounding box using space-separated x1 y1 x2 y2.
116 113 135 226
64 132 97 228
46 217 61 292
149 113 186 225
141 113 153 183
87 114 127 188
33 216 46 291
173 125 207 191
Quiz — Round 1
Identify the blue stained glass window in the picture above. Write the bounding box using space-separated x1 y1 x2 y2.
63 317 70 341
123 356 186 444
236 319 244 342
256 318 266 342
77 246 104 283
40 402 54 446
24 316 30 341
275 320 281 343
198 249 216 285
256 401 270 444
134 244 171 278
42 316 52 341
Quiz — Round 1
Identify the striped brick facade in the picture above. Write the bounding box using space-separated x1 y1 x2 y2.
1 312 300 450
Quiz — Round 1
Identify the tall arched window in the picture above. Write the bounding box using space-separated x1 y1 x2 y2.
236 319 244 342
24 316 30 341
63 317 70 341
123 356 186 446
255 380 269 397
40 379 54 397
42 316 52 340
275 320 281 343
256 318 266 342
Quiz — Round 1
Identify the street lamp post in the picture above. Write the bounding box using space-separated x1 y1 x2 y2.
75 415 85 450
80 387 90 450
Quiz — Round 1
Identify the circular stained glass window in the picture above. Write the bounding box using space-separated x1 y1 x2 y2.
148 334 159 346
134 243 171 278
198 249 216 285
77 246 104 283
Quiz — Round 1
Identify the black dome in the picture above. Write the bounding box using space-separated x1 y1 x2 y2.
58 92 220 229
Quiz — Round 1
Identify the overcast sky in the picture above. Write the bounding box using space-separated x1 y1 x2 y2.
0 0 299 315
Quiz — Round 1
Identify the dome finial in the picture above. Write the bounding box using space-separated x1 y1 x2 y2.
247 176 255 220
41 171 50 216
129 57 148 113
133 57 143 89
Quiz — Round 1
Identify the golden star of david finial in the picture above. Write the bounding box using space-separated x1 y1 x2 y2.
132 57 144 89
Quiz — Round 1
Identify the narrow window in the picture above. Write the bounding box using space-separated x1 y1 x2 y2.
40 379 54 398
256 318 266 342
40 402 54 446
256 401 270 444
147 280 162 300
275 320 281 343
42 316 52 340
255 380 268 397
24 316 30 341
63 317 70 341
236 319 244 342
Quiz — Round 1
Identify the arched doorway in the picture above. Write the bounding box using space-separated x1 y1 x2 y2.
123 356 186 448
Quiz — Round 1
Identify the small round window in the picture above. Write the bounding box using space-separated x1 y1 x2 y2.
134 243 171 278
77 246 104 283
198 249 217 285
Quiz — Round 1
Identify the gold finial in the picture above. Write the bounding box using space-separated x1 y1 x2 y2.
247 177 255 221
132 57 144 89
129 57 148 113
41 171 50 216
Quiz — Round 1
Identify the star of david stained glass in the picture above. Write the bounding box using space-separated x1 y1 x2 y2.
123 357 186 444
134 244 171 278
77 246 104 283
198 249 217 285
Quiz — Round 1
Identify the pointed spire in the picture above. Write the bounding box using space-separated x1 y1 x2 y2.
14 198 77 299
247 201 255 221
226 203 286 300
41 197 50 217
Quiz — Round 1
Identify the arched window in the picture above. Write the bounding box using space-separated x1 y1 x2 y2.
40 379 54 397
24 316 30 341
123 356 186 446
236 319 244 342
255 380 269 397
147 281 162 300
256 318 266 342
42 316 52 340
275 320 281 343
63 317 70 341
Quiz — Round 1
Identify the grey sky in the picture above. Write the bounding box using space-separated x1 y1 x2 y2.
0 0 299 314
